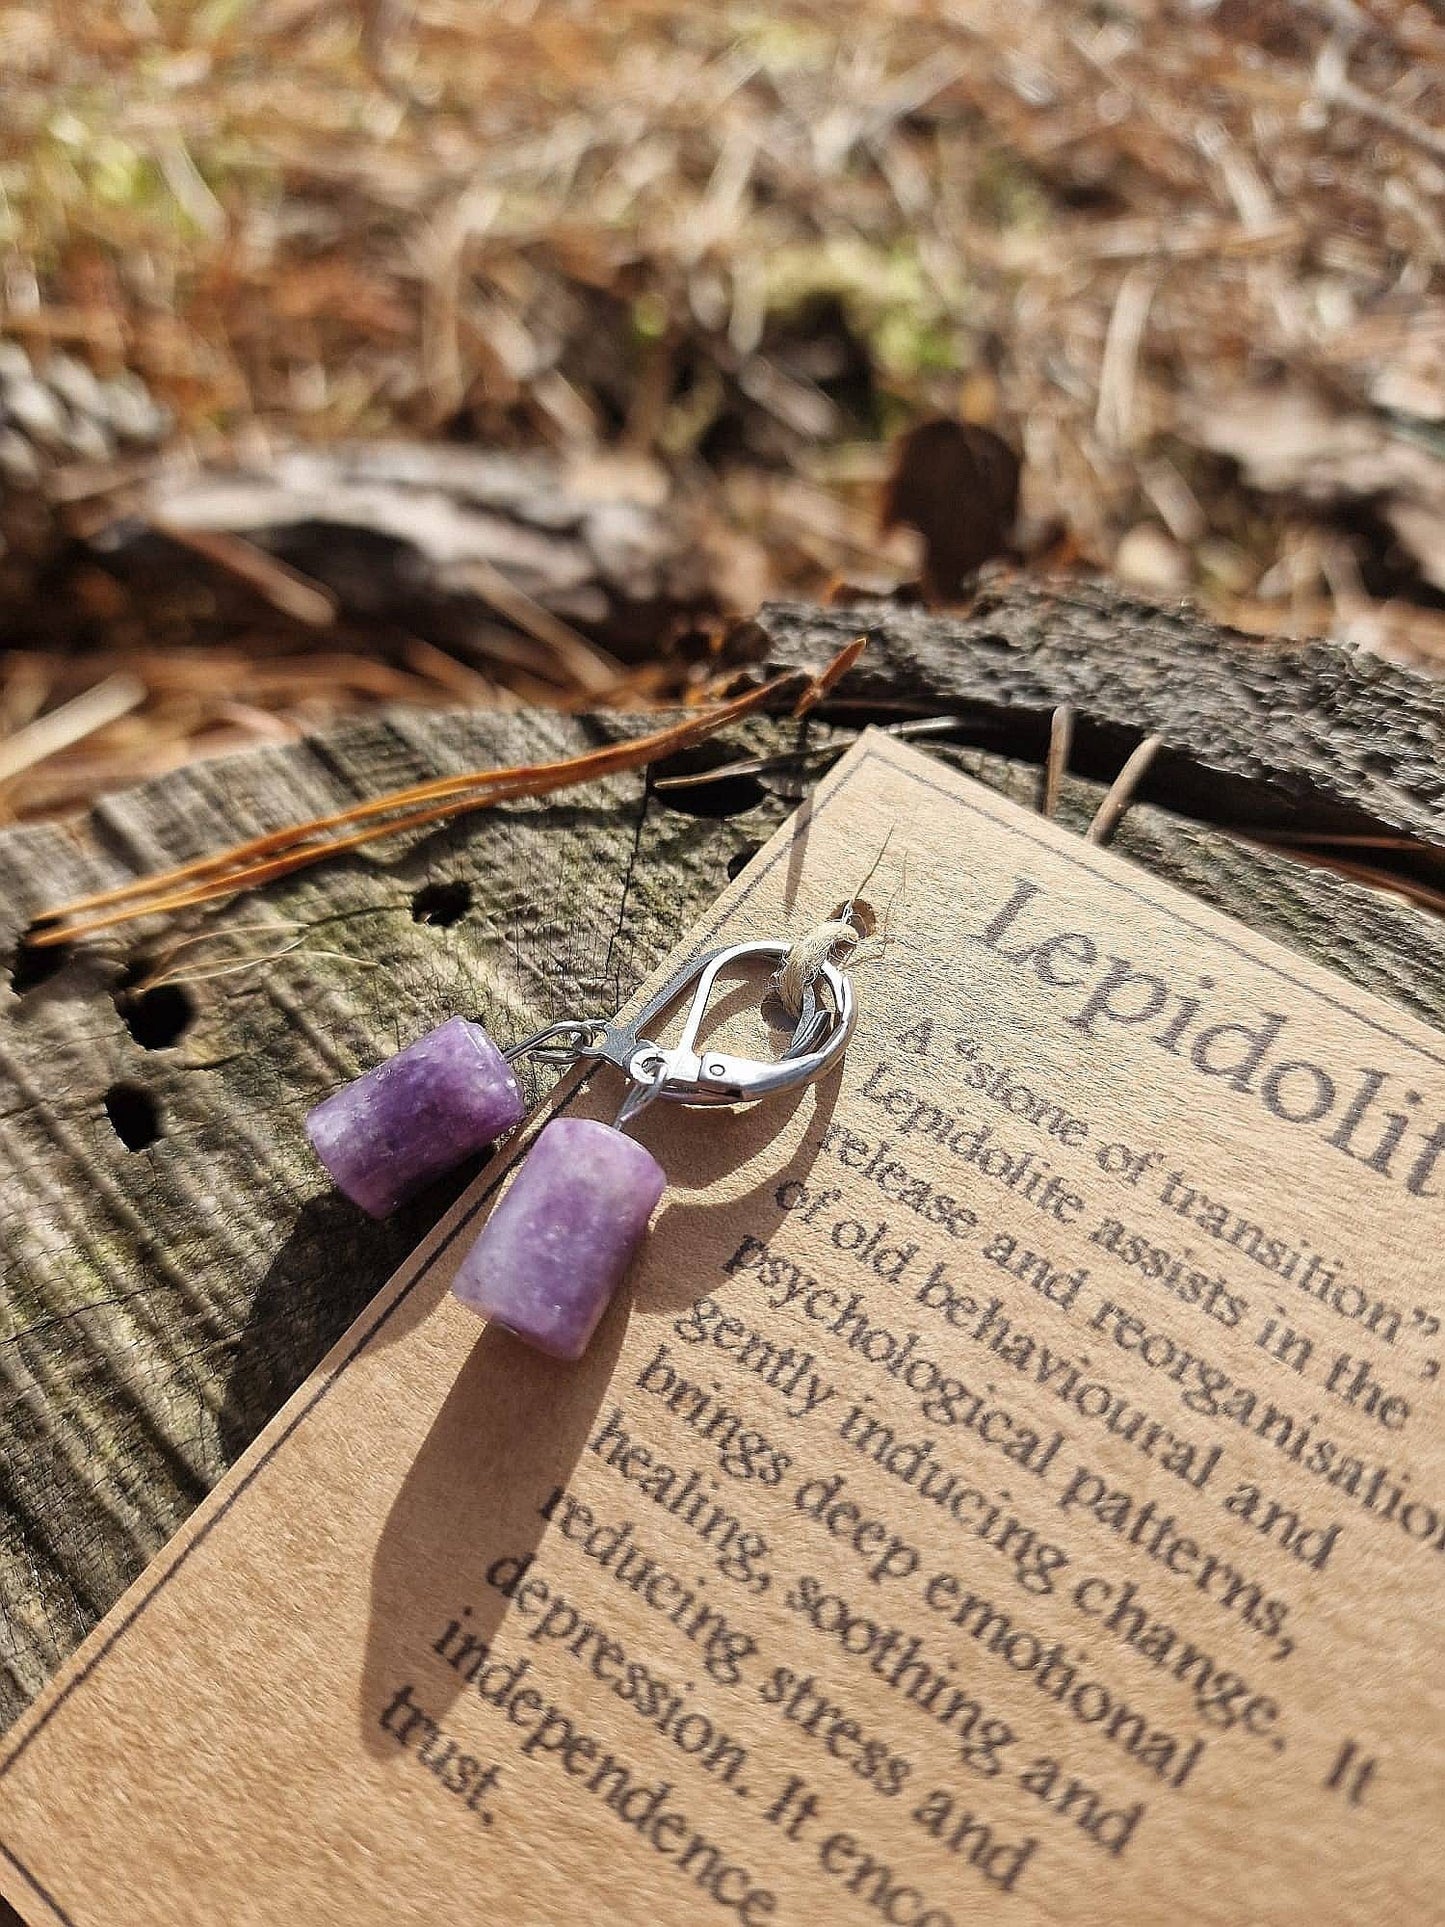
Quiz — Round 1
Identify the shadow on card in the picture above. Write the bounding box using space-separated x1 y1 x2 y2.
360 1296 625 1757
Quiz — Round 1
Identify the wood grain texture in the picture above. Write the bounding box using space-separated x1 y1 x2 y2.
0 594 1441 1735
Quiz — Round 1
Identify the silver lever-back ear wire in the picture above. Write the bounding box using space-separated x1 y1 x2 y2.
612 939 854 1130
502 939 854 1134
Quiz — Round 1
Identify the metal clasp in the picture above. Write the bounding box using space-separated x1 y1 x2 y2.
505 938 854 1131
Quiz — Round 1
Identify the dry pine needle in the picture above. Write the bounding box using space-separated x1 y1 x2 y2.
31 642 866 947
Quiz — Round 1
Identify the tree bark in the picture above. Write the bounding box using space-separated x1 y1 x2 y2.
748 585 1445 883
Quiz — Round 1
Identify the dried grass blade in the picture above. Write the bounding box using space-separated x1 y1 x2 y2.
459 552 627 696
150 519 338 629
0 675 148 788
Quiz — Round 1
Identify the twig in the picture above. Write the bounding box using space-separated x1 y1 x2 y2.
149 520 338 628
1087 734 1162 845
1096 268 1157 450
1320 67 1445 165
1042 704 1074 818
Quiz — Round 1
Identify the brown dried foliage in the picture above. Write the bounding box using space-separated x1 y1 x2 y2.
0 0 1442 815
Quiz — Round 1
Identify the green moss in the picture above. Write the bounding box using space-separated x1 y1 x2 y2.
972 147 1052 234
632 291 670 341
726 11 836 73
762 235 970 383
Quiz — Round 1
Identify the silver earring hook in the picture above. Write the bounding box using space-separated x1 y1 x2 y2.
501 938 855 1132
610 938 854 1128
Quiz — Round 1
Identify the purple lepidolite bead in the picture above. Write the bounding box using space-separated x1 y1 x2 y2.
452 1117 665 1359
305 1016 526 1218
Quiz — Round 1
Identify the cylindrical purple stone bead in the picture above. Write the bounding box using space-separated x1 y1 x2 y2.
452 1117 665 1360
306 1016 526 1219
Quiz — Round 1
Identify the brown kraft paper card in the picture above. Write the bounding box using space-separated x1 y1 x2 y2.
1 730 1442 1927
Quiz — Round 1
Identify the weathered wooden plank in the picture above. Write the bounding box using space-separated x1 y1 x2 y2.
0 598 1441 1735
0 708 821 1726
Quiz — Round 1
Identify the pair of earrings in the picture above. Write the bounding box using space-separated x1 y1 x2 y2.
305 939 855 1360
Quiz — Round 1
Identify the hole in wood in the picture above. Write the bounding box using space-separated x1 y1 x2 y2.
411 879 473 927
726 842 762 881
831 896 878 940
116 962 194 1049
650 741 767 819
10 929 70 994
104 1082 162 1151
